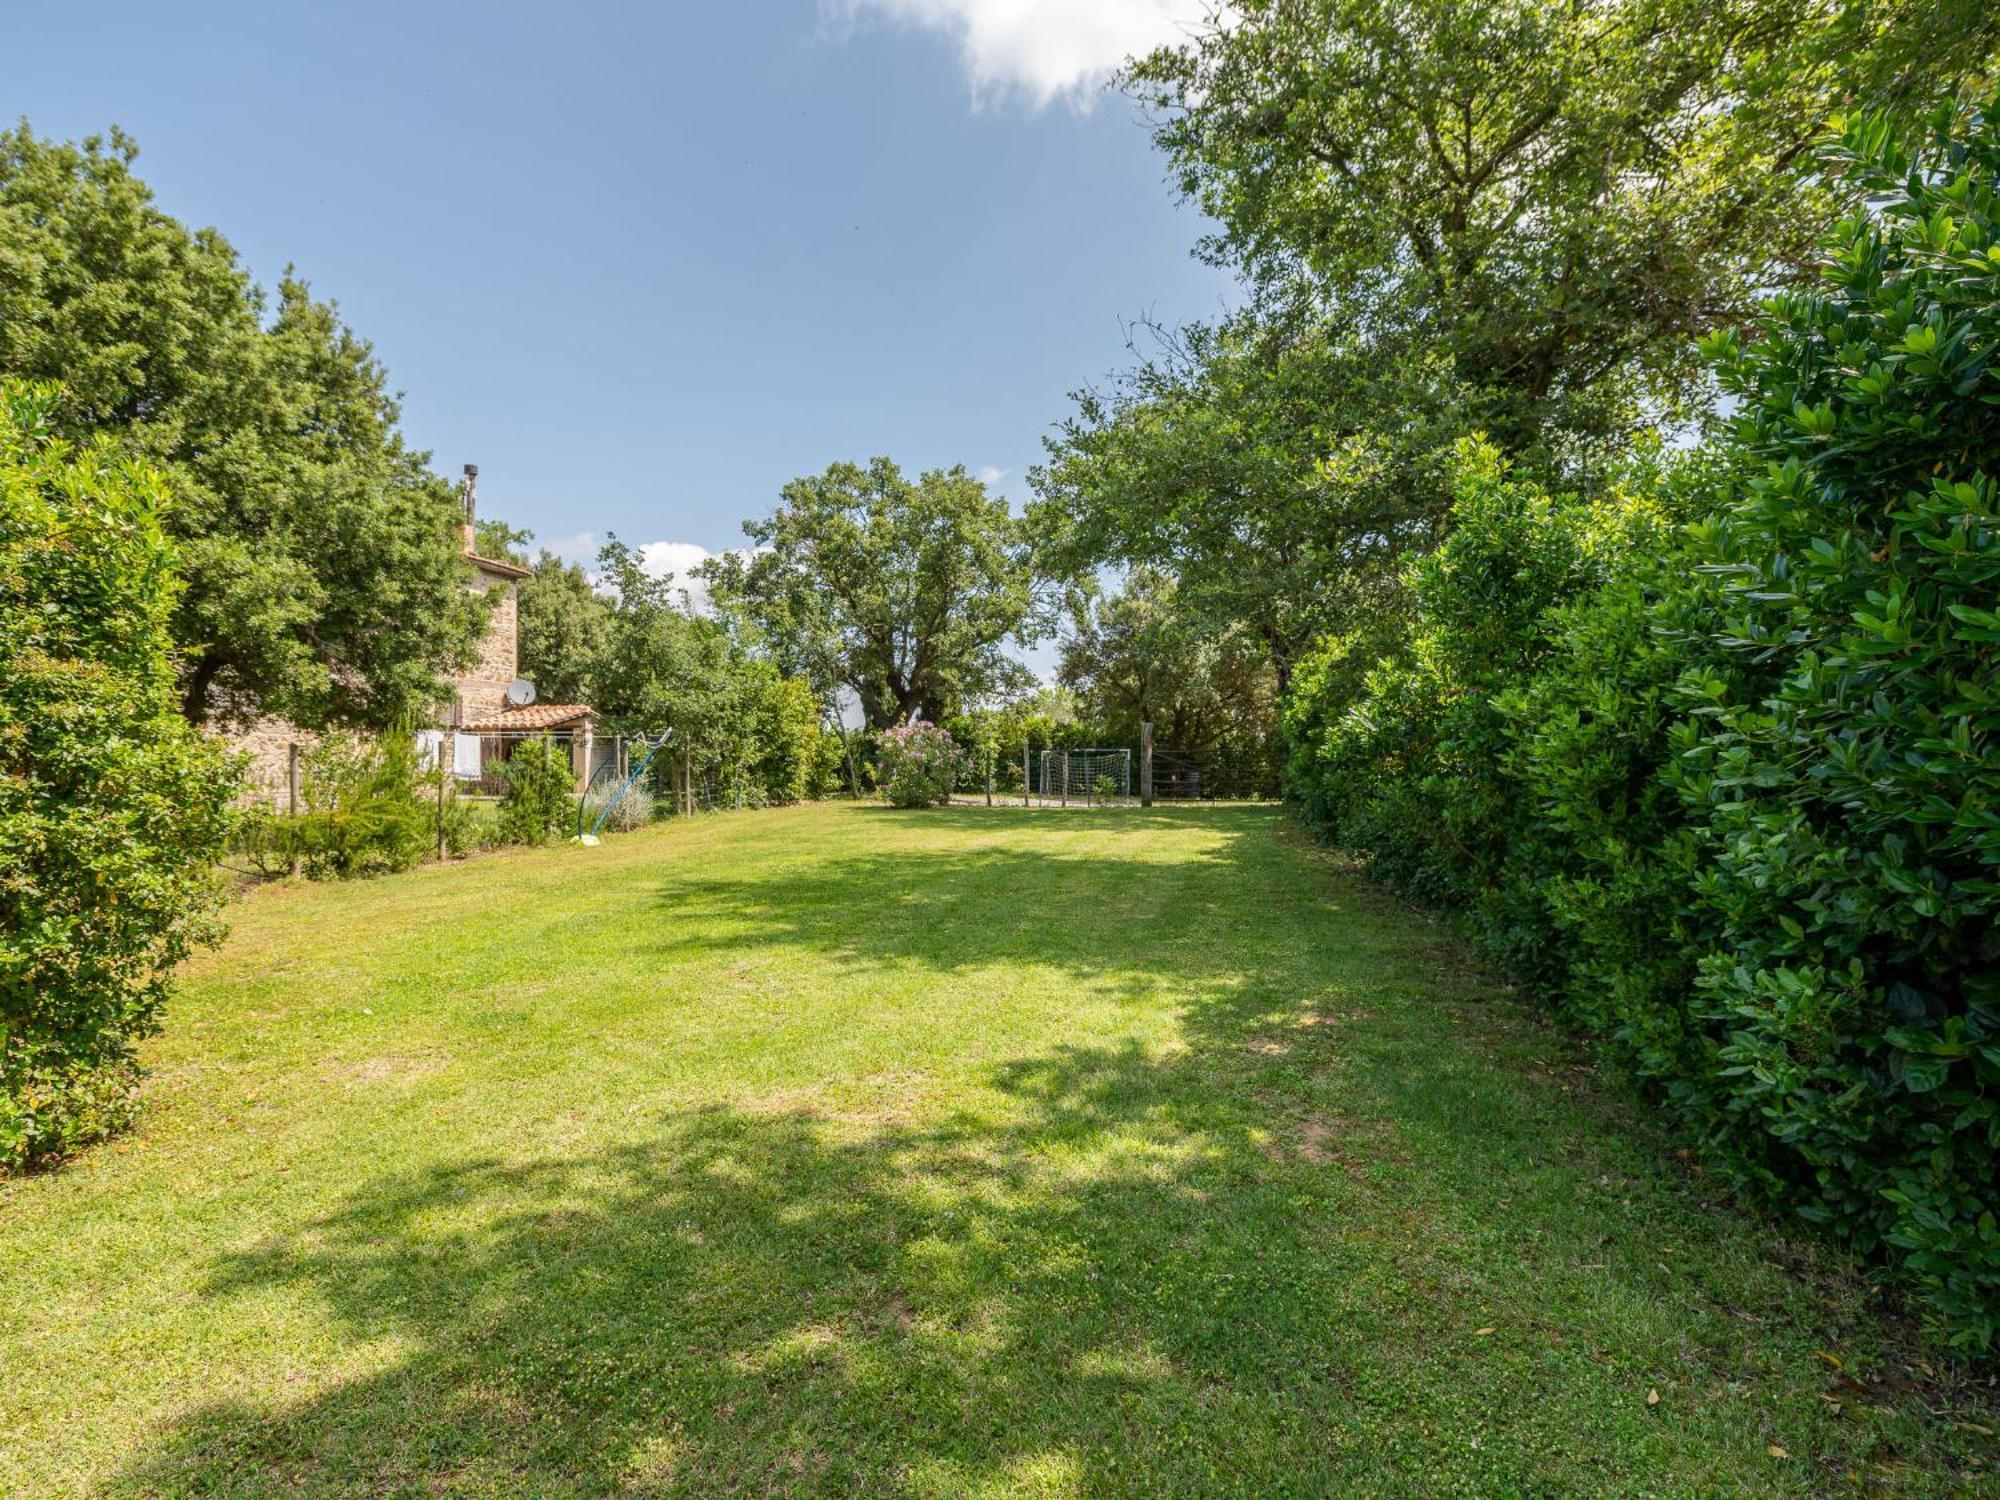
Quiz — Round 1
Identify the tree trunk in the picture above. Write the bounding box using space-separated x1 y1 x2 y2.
180 650 223 725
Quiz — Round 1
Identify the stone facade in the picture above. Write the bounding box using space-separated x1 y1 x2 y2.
229 715 317 811
453 551 529 722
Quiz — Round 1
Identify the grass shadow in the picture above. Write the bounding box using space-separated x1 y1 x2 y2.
110 806 1997 1495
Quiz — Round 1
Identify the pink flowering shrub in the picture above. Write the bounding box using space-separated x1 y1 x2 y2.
876 720 959 808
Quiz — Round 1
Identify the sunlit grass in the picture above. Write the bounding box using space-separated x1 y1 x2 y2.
1 803 1991 1496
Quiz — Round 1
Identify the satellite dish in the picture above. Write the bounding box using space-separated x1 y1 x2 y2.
504 678 537 708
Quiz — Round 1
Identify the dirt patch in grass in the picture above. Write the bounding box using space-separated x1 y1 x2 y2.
323 1052 447 1087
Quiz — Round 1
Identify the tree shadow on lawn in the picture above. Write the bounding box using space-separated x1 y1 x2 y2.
113 810 1994 1496
638 805 1370 1012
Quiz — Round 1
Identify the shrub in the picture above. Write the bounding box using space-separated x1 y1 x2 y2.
497 736 575 845
1283 439 1630 925
580 783 655 834
876 720 959 808
1671 103 2000 1348
261 731 434 879
746 672 827 806
0 382 236 1169
1280 102 2000 1348
1493 507 1713 1068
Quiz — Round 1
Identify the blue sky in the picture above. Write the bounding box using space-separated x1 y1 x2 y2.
5 0 1231 593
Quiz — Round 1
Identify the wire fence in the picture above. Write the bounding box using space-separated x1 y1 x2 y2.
955 740 1274 808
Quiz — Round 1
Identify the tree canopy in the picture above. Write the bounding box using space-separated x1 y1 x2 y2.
1035 1 1997 685
1059 566 1278 777
708 459 1040 730
516 548 610 707
0 125 489 729
1131 0 1999 453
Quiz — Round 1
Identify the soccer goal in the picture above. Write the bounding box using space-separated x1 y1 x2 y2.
1034 747 1134 807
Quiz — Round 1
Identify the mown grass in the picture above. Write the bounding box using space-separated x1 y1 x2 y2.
2 802 1993 1496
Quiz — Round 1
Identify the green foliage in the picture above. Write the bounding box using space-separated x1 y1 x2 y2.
474 518 533 568
516 549 609 707
497 737 576 847
1492 490 1726 1075
746 671 831 806
708 458 1040 729
1059 566 1281 796
950 688 1080 794
0 125 490 729
1670 103 2000 1347
242 731 434 879
1285 440 1637 913
588 542 837 810
594 540 753 756
1129 0 1995 457
0 381 235 1169
1040 3 1993 699
875 721 960 808
1283 103 2000 1347
1033 317 1460 685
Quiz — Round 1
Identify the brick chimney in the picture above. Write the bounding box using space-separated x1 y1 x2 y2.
459 463 479 555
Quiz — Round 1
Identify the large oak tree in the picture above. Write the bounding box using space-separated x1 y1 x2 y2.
708 459 1040 730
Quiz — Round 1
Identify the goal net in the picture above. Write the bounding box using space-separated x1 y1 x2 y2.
1034 747 1133 807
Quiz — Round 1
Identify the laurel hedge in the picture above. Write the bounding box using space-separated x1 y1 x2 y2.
1284 101 2000 1350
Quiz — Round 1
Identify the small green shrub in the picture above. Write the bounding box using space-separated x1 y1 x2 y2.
497 737 576 845
1 382 236 1170
260 731 434 879
876 721 959 808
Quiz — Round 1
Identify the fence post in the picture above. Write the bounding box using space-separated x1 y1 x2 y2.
1140 722 1153 808
287 742 303 878
1023 744 1030 807
985 753 993 807
434 736 448 861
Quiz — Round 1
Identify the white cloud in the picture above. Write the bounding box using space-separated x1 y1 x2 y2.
827 0 1213 110
975 464 1007 487
629 541 768 617
633 541 724 616
542 531 597 563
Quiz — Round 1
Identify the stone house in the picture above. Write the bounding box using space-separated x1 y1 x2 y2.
231 464 597 807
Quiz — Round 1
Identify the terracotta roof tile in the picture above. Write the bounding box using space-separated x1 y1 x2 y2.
460 703 596 732
465 550 533 580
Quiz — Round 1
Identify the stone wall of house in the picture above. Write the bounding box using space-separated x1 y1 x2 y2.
454 568 519 719
226 716 318 810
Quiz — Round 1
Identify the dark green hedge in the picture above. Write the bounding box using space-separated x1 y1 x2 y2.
1283 102 2000 1351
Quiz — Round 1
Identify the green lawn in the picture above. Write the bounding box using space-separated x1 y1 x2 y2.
3 804 1992 1496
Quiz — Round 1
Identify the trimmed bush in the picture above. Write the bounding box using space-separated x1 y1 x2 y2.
876 720 959 808
0 381 236 1169
1673 104 2000 1347
1281 102 2000 1348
